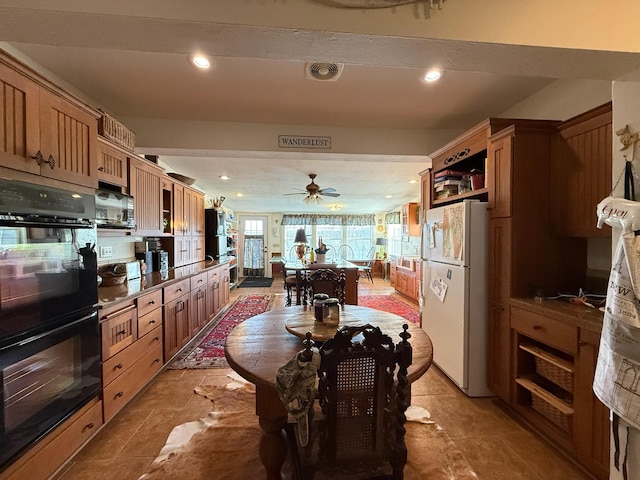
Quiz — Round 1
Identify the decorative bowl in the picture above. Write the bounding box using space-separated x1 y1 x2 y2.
167 172 196 186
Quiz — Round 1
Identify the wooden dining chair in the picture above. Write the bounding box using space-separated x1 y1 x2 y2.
286 323 413 480
358 246 375 284
302 268 345 305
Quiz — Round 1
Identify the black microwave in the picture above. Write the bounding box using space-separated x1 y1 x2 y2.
95 189 135 229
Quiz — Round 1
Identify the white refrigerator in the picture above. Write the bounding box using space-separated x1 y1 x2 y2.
421 200 492 397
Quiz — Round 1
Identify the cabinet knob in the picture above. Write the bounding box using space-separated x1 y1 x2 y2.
31 151 44 165
45 155 55 169
532 325 542 330
98 166 105 171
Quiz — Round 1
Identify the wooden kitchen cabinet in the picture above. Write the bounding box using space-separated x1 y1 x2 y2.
207 267 221 319
389 259 420 301
550 103 612 238
401 202 420 237
573 328 610 479
0 54 99 189
97 137 129 188
129 156 164 236
163 291 190 362
0 397 103 480
221 263 230 306
190 272 208 334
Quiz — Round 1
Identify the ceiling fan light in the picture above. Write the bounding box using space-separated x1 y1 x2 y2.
422 70 441 82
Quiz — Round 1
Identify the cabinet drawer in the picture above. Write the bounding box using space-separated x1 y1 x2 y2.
163 278 190 304
0 398 103 480
208 267 220 283
100 302 138 360
136 289 162 317
190 272 208 290
511 307 577 354
102 325 163 386
138 307 163 338
103 340 163 421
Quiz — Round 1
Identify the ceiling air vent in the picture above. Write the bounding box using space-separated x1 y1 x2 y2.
304 62 344 82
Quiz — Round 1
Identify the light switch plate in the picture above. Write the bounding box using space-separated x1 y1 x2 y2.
100 246 113 258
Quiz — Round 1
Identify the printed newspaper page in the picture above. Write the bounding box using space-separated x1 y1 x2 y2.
594 233 640 430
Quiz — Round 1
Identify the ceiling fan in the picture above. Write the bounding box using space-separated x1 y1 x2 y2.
285 173 341 204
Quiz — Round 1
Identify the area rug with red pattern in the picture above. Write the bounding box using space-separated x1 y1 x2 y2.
358 295 420 325
169 294 274 369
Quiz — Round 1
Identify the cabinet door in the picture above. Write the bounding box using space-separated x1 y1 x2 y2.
97 139 128 188
420 170 432 221
551 104 612 238
190 286 207 334
190 191 205 236
0 61 40 175
183 187 193 236
487 128 514 219
163 294 190 362
38 89 98 188
574 328 610 480
173 183 186 236
221 264 230 306
487 218 512 401
192 235 205 263
129 157 163 235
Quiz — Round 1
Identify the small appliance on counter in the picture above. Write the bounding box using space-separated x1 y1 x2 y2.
152 250 169 273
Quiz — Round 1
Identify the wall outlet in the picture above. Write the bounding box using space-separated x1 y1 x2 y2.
100 246 113 258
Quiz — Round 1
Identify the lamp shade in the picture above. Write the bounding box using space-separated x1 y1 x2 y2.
294 228 308 244
375 238 388 246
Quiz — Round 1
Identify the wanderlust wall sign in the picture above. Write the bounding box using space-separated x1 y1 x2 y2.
278 135 332 149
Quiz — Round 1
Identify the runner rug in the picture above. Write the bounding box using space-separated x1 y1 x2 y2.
139 378 478 480
358 294 420 325
168 294 274 369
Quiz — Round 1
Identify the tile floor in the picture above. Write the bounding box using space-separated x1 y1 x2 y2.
53 277 593 480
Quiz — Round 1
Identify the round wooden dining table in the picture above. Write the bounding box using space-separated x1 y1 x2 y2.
225 304 433 480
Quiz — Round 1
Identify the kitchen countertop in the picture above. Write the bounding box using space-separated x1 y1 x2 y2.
510 297 605 334
97 259 227 307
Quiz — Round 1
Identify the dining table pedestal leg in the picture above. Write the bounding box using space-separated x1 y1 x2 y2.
256 386 288 480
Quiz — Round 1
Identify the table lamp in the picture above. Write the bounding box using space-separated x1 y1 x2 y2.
375 237 388 259
294 228 308 261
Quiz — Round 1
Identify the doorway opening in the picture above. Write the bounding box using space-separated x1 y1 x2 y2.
240 216 269 278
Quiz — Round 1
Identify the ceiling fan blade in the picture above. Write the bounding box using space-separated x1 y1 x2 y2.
322 192 341 197
284 192 307 196
318 187 336 194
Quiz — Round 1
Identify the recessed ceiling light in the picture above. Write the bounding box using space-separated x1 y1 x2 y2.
220 175 230 180
191 55 211 69
422 70 441 82
385 195 393 199
235 193 244 197
408 179 418 184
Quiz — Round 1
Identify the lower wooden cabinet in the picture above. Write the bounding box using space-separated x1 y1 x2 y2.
0 398 103 480
509 304 609 480
163 291 190 362
389 261 420 301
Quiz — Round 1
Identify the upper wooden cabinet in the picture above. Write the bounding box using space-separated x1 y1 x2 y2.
0 55 99 189
550 103 612 238
401 202 419 236
97 137 129 188
129 157 164 236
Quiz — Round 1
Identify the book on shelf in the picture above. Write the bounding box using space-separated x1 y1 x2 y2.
433 178 461 186
434 169 464 179
434 183 459 193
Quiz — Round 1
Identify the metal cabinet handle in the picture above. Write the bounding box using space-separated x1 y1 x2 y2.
154 336 160 341
532 325 542 330
116 391 124 398
114 363 123 370
45 155 55 169
82 422 95 433
98 166 105 171
149 319 156 324
31 151 44 165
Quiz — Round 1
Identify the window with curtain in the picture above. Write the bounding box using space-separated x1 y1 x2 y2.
283 224 374 261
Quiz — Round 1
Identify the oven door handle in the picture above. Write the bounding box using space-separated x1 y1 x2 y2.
2 310 98 351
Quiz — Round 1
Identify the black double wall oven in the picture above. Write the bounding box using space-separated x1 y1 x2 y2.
0 179 100 471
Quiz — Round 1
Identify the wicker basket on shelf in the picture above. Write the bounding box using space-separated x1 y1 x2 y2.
531 392 573 433
98 265 127 286
98 111 136 152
